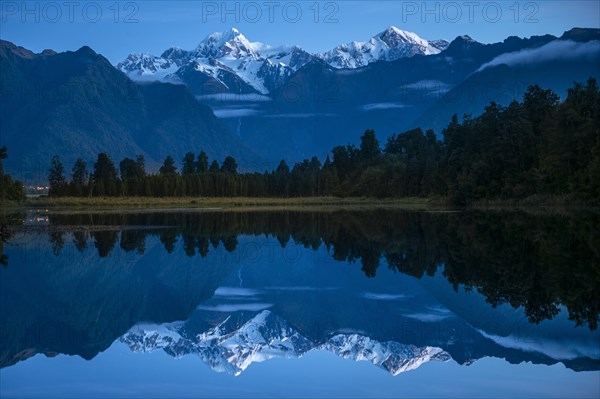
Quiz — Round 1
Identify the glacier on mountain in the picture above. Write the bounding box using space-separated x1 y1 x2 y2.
117 27 449 94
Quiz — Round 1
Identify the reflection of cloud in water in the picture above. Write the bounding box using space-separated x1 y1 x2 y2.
197 93 272 102
426 305 452 314
477 329 600 360
403 313 453 322
265 286 338 291
260 113 337 118
213 287 262 297
197 303 273 312
361 292 410 300
403 306 454 322
212 108 261 118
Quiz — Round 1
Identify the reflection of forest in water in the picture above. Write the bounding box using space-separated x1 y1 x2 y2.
2 210 599 330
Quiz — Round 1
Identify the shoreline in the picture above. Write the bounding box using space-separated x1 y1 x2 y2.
4 196 439 211
0 195 598 213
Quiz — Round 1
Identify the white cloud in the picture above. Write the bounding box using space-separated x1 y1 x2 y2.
403 80 452 91
477 40 600 73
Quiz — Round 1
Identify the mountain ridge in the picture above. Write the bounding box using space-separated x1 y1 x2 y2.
3 27 599 175
210 27 600 163
117 26 450 93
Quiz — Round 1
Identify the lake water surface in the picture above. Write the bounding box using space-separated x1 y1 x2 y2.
0 209 598 398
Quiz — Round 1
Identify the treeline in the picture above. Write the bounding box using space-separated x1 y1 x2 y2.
0 147 25 202
46 79 600 203
441 78 600 204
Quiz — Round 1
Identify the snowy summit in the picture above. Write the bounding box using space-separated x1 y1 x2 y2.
117 26 448 93
320 26 449 68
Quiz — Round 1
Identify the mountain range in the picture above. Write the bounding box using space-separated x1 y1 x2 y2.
117 26 600 164
117 26 449 94
1 27 599 179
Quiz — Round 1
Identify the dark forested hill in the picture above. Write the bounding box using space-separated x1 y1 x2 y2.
0 40 261 182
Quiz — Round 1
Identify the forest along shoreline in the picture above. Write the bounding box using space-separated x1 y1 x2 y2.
2 80 599 212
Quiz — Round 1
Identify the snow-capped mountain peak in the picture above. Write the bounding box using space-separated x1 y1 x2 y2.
195 27 261 60
117 52 181 80
159 46 187 61
379 26 429 47
320 26 449 69
117 26 449 92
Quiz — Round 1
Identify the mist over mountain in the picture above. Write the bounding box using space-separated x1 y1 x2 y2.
117 27 599 163
2 27 598 178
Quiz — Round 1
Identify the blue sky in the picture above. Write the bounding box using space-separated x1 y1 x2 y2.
1 1 599 64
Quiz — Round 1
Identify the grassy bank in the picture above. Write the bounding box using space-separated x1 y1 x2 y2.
469 194 599 213
2 195 597 214
12 196 441 211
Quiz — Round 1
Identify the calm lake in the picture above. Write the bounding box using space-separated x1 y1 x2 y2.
0 209 598 398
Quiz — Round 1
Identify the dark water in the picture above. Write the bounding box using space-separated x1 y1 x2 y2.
0 209 599 398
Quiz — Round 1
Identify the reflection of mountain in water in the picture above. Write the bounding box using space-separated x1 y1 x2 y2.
115 272 600 376
30 210 599 331
0 233 239 368
1 210 598 373
121 310 451 376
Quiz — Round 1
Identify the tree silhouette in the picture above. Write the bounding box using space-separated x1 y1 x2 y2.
48 156 67 196
93 153 118 196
